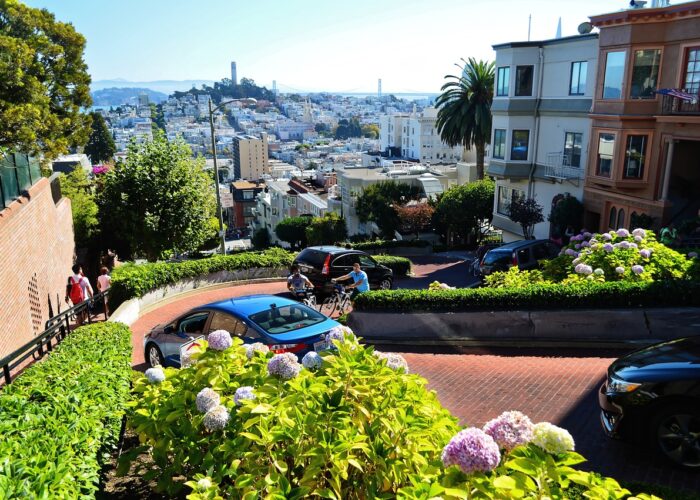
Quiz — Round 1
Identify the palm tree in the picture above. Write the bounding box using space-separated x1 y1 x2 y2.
435 58 495 180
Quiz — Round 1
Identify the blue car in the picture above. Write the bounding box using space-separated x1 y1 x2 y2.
143 294 341 368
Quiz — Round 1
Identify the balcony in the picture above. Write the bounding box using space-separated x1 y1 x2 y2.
544 152 584 182
660 92 700 115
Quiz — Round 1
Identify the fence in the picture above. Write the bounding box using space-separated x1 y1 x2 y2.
0 290 110 385
0 152 43 209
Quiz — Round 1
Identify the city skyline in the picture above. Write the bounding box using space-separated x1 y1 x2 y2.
24 0 685 94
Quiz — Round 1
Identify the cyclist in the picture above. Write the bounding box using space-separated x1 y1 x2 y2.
333 261 369 300
287 264 314 299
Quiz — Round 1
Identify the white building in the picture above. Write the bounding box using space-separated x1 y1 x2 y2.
487 33 598 241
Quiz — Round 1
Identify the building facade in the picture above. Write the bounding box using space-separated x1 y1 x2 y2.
232 133 270 181
584 1 700 232
488 34 599 241
230 181 264 230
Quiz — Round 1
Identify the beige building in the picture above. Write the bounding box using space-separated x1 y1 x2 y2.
232 133 269 181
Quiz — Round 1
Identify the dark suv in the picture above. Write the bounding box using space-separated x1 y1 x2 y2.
479 239 560 277
293 246 393 295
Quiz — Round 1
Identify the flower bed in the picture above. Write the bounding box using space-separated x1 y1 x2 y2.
125 327 654 499
0 322 132 498
373 255 411 277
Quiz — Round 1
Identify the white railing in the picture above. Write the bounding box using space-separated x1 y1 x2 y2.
544 152 584 180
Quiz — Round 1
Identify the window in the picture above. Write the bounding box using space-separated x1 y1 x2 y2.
511 130 529 161
208 312 250 337
609 207 617 229
603 51 626 99
288 196 296 207
570 61 588 95
683 46 700 94
243 190 254 200
596 133 615 177
623 135 647 179
249 304 325 334
563 132 582 167
332 255 356 268
630 49 661 99
493 129 506 159
497 186 525 216
178 312 209 335
515 66 534 96
497 67 510 96
616 209 625 229
358 255 376 269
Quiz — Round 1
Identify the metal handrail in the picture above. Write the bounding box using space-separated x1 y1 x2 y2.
0 289 110 385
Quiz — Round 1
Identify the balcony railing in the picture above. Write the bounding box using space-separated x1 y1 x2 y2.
544 152 584 180
661 92 700 115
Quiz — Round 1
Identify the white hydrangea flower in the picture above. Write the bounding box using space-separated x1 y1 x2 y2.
234 386 256 406
375 351 409 373
268 353 302 379
145 367 165 384
196 387 220 413
207 329 233 351
594 268 604 276
302 351 323 370
196 478 212 492
532 422 575 454
615 266 625 274
632 228 646 239
203 405 230 432
245 342 270 359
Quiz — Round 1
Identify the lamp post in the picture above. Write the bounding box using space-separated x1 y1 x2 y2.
208 97 254 255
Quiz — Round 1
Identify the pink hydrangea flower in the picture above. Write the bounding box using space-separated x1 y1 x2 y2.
208 330 233 351
442 428 501 474
483 411 534 451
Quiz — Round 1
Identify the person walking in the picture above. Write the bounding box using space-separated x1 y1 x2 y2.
333 261 369 300
96 266 112 317
65 264 94 326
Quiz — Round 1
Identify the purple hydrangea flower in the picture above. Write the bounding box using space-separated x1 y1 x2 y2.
634 235 643 243
581 241 590 248
267 353 302 379
203 405 230 432
575 264 593 275
442 428 501 474
603 243 614 253
208 330 233 351
618 241 631 250
196 388 220 413
483 411 534 451
616 228 630 238
145 367 165 384
574 244 581 250
564 248 577 257
245 342 270 359
689 252 698 259
632 265 644 275
639 249 651 259
632 228 646 239
629 242 638 249
375 351 409 373
572 257 582 266
583 232 592 239
602 233 613 241
302 351 323 370
615 266 625 274
234 386 256 406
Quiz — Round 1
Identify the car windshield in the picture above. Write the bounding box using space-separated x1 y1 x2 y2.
249 304 326 334
483 251 511 265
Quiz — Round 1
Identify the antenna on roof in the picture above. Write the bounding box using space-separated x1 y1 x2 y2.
527 14 532 41
555 17 562 38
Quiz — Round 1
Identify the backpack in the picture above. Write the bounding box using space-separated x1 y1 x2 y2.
69 276 84 304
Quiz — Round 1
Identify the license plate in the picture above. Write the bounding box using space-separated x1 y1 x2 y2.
314 340 329 352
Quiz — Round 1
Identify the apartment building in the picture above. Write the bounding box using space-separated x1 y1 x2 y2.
487 33 599 241
230 180 265 230
584 1 700 231
232 133 270 181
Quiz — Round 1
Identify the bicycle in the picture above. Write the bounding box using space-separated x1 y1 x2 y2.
292 287 317 309
319 283 352 317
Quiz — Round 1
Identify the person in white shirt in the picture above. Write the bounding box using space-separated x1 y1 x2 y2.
97 266 112 317
65 264 94 325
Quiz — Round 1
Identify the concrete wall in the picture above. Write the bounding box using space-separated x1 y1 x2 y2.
0 177 75 358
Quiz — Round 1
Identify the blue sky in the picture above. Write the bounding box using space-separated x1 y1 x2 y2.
26 0 650 93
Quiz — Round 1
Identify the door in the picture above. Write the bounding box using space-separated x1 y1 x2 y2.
357 254 380 287
208 311 261 344
165 311 210 361
331 254 355 281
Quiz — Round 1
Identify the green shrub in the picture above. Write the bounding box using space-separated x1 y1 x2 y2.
351 239 431 250
110 248 294 308
484 268 545 289
0 322 132 498
374 255 411 277
353 280 700 312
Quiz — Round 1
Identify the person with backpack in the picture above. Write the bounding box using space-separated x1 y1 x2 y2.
65 264 94 325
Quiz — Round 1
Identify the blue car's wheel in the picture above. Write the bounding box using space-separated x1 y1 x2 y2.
146 342 165 368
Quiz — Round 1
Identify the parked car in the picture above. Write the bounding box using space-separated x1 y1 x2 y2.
598 336 700 468
293 246 393 295
144 294 341 368
479 239 560 277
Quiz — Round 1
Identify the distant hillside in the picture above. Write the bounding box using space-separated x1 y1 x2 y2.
91 87 168 106
91 79 216 95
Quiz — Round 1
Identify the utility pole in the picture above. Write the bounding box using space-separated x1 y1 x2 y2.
209 98 227 256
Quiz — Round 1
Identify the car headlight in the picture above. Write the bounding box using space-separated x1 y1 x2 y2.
607 375 641 394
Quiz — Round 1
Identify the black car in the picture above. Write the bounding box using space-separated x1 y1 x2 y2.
479 239 560 276
293 246 393 295
599 336 700 468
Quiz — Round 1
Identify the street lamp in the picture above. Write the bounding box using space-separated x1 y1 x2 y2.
208 97 255 255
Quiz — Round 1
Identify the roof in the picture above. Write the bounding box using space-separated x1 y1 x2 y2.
492 33 598 50
232 181 261 190
590 1 700 26
195 294 298 316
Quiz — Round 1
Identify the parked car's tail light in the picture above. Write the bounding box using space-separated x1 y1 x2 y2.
512 252 518 267
321 254 331 275
270 343 306 354
606 375 641 394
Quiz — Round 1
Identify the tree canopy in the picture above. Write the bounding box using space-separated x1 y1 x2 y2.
395 203 434 239
433 179 495 245
334 118 363 140
355 181 422 238
98 133 216 261
173 77 275 103
275 216 311 249
0 0 92 159
59 167 98 249
508 195 544 240
84 112 116 164
306 213 347 246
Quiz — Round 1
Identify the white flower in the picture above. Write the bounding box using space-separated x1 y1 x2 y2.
234 386 256 406
145 367 165 384
634 235 643 243
602 233 613 241
594 268 604 276
572 258 582 266
632 264 645 275
245 342 270 359
574 263 593 275
196 388 220 413
196 478 212 492
207 329 233 351
375 351 409 373
616 228 630 238
532 422 575 454
632 228 646 239
302 351 323 370
615 266 625 274
203 405 230 432
268 353 302 379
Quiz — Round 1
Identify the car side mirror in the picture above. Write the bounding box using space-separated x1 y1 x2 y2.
164 324 175 335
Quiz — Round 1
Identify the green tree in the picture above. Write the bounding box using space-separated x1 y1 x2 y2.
355 181 422 238
361 124 380 139
435 58 495 180
275 216 311 249
98 133 215 261
433 179 495 245
508 195 544 240
334 117 363 140
59 167 98 248
315 123 329 135
306 213 348 246
84 112 116 164
0 0 92 159
548 195 584 236
150 103 166 134
252 228 271 249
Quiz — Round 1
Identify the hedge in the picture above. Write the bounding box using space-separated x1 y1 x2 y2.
353 280 700 312
110 248 294 308
351 239 431 251
0 322 132 498
374 255 411 277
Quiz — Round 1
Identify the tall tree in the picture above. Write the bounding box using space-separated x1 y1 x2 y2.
433 179 495 245
275 216 311 249
59 167 98 249
508 196 544 240
98 133 216 261
355 181 422 238
305 213 348 246
0 0 92 159
435 58 495 180
84 112 116 164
